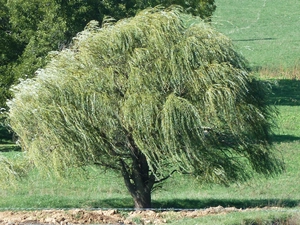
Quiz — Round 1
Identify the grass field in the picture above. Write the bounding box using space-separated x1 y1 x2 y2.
1 0 300 224
213 0 300 69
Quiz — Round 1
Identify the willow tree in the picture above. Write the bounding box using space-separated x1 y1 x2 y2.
7 7 283 209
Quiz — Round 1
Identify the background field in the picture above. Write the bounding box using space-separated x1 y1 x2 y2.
213 0 300 69
1 0 300 224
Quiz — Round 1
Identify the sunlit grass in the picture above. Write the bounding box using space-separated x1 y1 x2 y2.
0 165 131 209
170 209 299 225
213 0 300 68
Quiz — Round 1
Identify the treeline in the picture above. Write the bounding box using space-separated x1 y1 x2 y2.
0 0 215 109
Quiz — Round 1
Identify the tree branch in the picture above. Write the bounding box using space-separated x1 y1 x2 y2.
119 159 136 196
154 170 177 184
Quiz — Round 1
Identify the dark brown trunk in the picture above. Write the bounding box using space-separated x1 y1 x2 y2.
133 187 152 209
120 155 155 209
120 133 156 209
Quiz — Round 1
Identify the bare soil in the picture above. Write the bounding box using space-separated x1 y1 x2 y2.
0 206 282 224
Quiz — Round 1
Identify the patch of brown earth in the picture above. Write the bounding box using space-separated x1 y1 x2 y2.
0 206 283 224
0 209 122 225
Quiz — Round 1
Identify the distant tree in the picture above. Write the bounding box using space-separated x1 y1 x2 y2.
5 0 68 79
0 0 24 108
99 0 216 21
133 0 216 19
6 8 283 209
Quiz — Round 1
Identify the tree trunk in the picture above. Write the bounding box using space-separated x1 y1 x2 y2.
120 133 156 209
133 187 152 209
120 154 155 209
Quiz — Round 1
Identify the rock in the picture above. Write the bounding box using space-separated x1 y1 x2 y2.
45 217 56 223
103 209 117 216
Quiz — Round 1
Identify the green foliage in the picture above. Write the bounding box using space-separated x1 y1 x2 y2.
0 0 216 110
0 0 24 109
7 7 282 191
0 1 21 65
6 0 68 79
127 0 216 20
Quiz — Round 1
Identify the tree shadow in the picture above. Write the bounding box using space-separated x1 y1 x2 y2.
0 125 13 144
87 197 299 209
152 198 299 209
0 144 20 152
0 123 20 152
0 118 16 145
271 134 300 143
269 79 300 106
233 37 275 42
86 198 135 209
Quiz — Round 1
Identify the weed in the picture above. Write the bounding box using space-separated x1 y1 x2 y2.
131 216 142 224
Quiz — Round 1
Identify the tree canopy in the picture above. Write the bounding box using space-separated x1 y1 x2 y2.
6 7 283 209
0 0 216 109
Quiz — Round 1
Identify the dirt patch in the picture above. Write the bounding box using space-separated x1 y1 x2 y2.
0 206 283 224
0 209 122 225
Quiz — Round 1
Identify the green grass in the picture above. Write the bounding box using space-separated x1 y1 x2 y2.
0 0 300 224
0 164 133 209
213 0 300 69
170 210 298 225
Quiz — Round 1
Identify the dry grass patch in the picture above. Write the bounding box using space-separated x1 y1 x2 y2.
259 62 300 80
